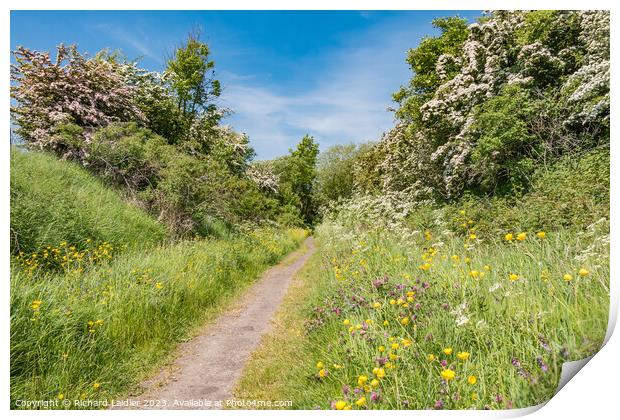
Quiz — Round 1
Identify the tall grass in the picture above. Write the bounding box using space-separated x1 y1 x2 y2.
10 227 308 408
10 148 167 255
234 220 609 409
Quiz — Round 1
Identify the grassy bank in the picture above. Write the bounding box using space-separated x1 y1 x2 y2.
11 148 167 255
10 227 307 408
235 218 608 409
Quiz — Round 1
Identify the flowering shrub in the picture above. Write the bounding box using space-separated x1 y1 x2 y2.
10 45 143 156
358 11 609 199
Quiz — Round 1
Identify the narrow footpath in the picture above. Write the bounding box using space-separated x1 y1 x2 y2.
123 237 315 410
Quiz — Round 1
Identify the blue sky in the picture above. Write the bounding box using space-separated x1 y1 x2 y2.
10 10 481 159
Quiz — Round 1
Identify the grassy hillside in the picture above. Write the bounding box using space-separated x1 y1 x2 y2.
10 147 167 256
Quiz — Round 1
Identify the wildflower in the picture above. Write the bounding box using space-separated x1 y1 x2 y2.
383 320 389 326
457 351 470 361
563 273 573 282
440 369 456 381
316 361 324 369
517 232 527 241
58 393 64 400
378 345 386 353
469 270 480 278
419 263 431 271
504 233 514 241
93 382 101 390
469 234 477 240
375 368 386 379
333 364 343 370
391 343 399 350
373 302 382 309
451 255 460 262
343 319 350 326
509 273 519 282
459 210 466 215
400 317 410 326
434 399 444 409
468 375 477 385
389 299 396 305
471 392 478 401
464 257 471 264
536 231 546 239
578 268 589 277
334 400 347 410
355 396 366 407
318 369 328 378
427 354 436 362
443 348 453 356
30 300 43 310
370 379 380 388
484 265 491 271
357 375 368 386
424 231 432 241
402 338 412 347
536 357 549 373
155 282 163 289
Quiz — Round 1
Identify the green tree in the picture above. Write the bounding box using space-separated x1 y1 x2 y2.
315 143 373 209
166 32 222 150
277 135 319 226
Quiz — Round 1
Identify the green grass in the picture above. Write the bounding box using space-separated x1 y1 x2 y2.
11 147 167 255
10 227 308 408
234 220 609 410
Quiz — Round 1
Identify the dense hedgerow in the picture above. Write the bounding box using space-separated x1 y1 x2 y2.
10 148 166 256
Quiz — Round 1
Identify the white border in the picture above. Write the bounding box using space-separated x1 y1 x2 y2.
2 1 617 418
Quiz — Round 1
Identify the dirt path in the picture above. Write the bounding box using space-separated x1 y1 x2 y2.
124 237 315 410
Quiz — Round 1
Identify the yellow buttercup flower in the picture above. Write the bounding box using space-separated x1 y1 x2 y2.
578 268 589 277
504 233 514 241
536 231 546 239
343 319 350 326
517 232 527 241
509 273 520 282
355 396 366 407
400 317 410 325
370 379 380 388
469 270 480 278
563 273 573 282
335 400 347 410
441 369 456 381
357 375 368 386
378 345 386 353
457 351 470 361
443 347 453 356
318 369 327 378
375 368 386 379
468 375 477 385
316 361 324 369
57 393 64 400
373 302 382 309
93 382 100 390
427 353 436 362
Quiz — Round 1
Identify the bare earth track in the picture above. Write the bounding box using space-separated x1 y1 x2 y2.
122 237 315 410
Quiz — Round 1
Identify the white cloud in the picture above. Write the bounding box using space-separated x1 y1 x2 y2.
92 23 162 63
219 15 423 159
